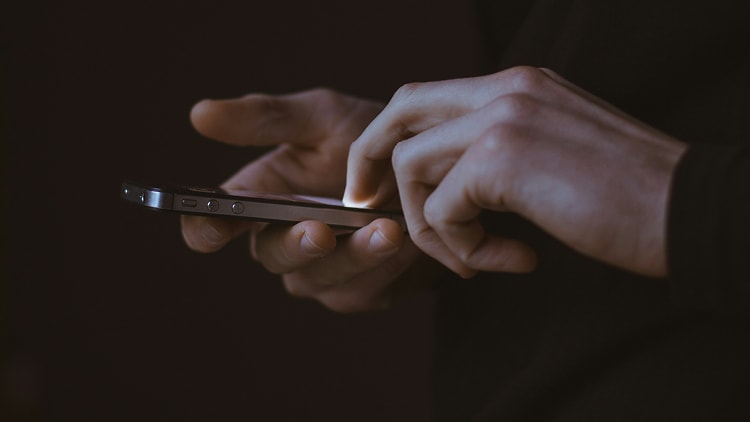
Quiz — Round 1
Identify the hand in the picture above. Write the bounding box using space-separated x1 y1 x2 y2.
181 89 438 312
344 67 688 278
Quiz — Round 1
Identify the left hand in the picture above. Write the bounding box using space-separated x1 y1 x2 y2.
180 89 441 313
344 66 688 278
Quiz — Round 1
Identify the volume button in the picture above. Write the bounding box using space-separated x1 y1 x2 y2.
231 202 244 214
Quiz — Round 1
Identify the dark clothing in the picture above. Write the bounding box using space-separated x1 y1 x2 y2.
434 1 750 420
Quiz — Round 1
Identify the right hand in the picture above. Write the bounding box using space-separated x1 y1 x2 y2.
343 67 686 278
181 89 440 313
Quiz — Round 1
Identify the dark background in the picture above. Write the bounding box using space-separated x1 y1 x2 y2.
4 1 481 420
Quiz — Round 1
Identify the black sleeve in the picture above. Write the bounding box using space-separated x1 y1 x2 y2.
668 143 750 313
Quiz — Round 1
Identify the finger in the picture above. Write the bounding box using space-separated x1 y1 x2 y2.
219 148 316 195
424 201 537 273
394 90 648 209
281 219 413 311
251 220 337 275
295 218 405 284
309 240 424 313
422 142 537 273
343 77 493 206
181 215 255 253
397 180 478 279
190 88 355 149
390 109 509 278
343 66 558 206
390 100 520 188
389 97 540 255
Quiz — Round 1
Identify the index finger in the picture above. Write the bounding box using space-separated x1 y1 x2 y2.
190 88 354 149
343 67 557 207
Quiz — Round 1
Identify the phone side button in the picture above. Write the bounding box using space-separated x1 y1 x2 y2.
207 199 220 212
181 199 198 208
231 202 244 214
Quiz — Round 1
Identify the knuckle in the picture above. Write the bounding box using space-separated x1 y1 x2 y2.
391 141 412 174
491 93 539 123
348 135 364 157
456 238 483 268
380 81 432 140
407 225 442 257
309 87 345 109
349 134 372 163
504 65 548 93
480 123 526 156
469 127 525 203
477 128 506 152
392 82 423 103
408 221 431 243
423 204 447 230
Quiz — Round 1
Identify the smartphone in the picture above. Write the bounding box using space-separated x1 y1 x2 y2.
120 180 406 231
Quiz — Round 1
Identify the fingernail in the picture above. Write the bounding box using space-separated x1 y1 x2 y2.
200 221 224 245
342 190 371 208
301 231 328 258
342 197 368 208
369 229 398 257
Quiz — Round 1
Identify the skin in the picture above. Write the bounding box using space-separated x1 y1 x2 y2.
182 66 688 312
180 88 440 313
344 66 688 279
